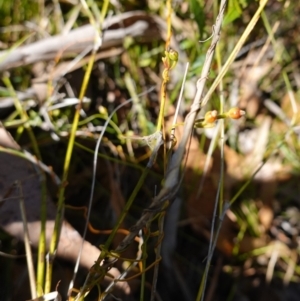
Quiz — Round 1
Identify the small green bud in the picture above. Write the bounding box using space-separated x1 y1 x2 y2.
168 49 178 62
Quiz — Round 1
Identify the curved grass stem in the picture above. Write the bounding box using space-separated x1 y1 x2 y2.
46 0 106 292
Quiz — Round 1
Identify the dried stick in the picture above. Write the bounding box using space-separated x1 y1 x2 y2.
0 11 159 71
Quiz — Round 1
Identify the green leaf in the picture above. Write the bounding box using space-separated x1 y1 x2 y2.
224 0 243 25
189 0 205 39
180 38 196 50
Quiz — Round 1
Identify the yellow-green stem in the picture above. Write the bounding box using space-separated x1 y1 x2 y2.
45 46 97 294
2 75 47 296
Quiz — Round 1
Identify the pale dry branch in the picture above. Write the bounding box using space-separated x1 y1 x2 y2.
0 11 161 71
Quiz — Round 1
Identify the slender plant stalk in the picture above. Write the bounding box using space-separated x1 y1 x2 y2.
2 75 48 297
79 1 229 299
36 175 48 296
197 36 228 301
45 0 107 291
74 141 146 171
169 62 189 149
18 182 37 299
150 213 165 301
44 53 95 290
75 168 151 300
157 0 177 134
196 1 269 299
88 1 227 300
74 4 177 295
74 88 155 300
85 2 228 297
157 49 178 133
0 33 33 63
1 76 42 159
149 1 175 295
69 1 109 291
124 72 148 136
72 0 270 298
215 25 226 214
140 229 151 301
197 201 229 301
165 0 172 49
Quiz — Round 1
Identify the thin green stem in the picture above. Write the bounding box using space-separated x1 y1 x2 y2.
45 31 98 296
2 75 47 297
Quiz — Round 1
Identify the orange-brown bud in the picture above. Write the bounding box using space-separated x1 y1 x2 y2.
227 107 245 119
204 110 218 123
